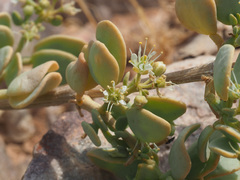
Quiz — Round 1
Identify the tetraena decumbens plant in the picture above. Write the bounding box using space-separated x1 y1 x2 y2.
65 20 188 179
1 0 240 179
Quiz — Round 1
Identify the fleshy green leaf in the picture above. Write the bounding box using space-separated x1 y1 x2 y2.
215 0 240 25
88 41 119 89
213 44 234 101
198 125 214 162
209 136 239 158
87 148 141 179
66 53 96 96
34 35 85 57
143 96 186 124
91 109 108 132
134 159 162 180
126 107 171 143
96 20 126 81
187 142 220 179
115 116 128 131
175 0 217 35
169 123 200 180
31 49 77 85
215 124 240 143
232 53 240 83
204 156 240 180
7 61 61 108
0 25 14 48
0 12 11 27
0 46 13 73
81 121 101 147
4 52 22 86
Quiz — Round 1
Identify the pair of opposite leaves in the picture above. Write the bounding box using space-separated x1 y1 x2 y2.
4 19 125 108
66 20 127 97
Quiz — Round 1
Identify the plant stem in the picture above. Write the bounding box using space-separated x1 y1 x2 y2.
0 61 216 110
15 36 27 53
80 95 101 112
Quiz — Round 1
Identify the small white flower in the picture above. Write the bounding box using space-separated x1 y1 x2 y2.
101 81 127 112
62 2 81 16
129 38 162 75
119 99 127 106
103 90 109 97
120 85 127 93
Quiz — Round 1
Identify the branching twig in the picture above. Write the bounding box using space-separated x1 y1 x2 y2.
0 61 214 110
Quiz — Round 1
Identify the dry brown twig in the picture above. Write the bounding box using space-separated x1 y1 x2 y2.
0 61 215 110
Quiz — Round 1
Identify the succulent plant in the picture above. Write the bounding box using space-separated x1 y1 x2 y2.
1 1 240 179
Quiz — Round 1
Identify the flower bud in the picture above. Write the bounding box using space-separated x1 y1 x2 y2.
62 2 81 16
152 61 166 76
134 95 148 108
23 5 34 17
39 0 50 8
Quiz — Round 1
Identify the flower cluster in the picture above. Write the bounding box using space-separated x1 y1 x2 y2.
129 38 162 76
101 81 127 112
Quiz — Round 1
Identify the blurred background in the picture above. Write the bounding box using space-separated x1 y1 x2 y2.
0 0 227 179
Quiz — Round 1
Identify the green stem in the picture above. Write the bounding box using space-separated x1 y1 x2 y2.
27 0 38 7
136 73 141 86
142 78 152 85
138 83 153 89
126 73 141 95
80 95 101 112
15 36 27 53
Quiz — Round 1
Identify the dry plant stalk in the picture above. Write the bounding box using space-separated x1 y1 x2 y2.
0 61 214 110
